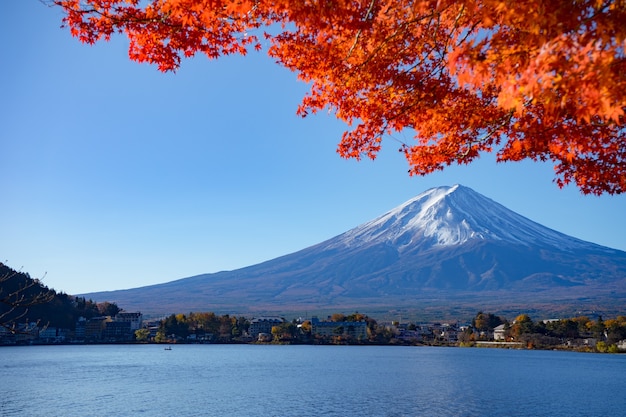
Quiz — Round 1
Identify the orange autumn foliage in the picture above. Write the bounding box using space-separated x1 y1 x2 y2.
54 0 626 194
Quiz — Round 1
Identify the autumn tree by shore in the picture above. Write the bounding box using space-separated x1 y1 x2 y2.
50 0 626 194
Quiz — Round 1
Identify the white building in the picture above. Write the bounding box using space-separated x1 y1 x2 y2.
493 324 506 341
115 312 143 331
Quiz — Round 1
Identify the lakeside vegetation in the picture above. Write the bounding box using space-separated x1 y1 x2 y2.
149 310 626 353
2 263 625 352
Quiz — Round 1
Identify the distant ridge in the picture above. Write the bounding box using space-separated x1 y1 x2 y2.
82 185 626 320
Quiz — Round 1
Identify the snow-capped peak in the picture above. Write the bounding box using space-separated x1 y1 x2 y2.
328 185 597 251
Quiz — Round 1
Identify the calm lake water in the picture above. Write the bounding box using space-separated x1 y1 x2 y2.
1 344 625 416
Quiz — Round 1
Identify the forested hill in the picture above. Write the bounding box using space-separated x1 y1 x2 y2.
0 263 120 331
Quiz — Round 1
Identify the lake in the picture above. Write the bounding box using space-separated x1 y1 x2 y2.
1 344 625 416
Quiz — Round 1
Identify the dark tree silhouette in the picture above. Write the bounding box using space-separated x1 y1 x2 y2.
0 263 54 333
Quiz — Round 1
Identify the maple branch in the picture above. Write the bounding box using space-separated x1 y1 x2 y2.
457 110 516 159
346 0 376 59
350 7 441 71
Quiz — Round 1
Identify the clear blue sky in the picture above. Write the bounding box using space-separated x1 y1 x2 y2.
2 1 625 295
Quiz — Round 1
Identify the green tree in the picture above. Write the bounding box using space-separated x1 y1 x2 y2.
74 297 100 319
154 330 167 343
572 316 592 335
596 341 608 353
235 316 249 336
545 319 580 339
135 328 150 342
161 314 189 338
592 316 606 340
272 322 298 341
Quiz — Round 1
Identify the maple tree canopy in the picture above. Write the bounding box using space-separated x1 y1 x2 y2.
53 0 626 194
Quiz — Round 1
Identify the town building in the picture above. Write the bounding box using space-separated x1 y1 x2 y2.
311 316 367 339
105 321 132 341
75 317 86 340
439 324 460 343
116 312 143 331
38 326 59 342
85 316 112 341
248 317 285 337
493 324 506 341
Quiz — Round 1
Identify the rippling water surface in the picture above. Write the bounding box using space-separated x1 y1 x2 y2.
1 344 624 416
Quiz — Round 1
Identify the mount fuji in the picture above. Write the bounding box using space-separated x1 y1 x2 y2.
83 185 626 319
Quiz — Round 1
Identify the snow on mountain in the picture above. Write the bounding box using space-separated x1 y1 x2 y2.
328 184 606 252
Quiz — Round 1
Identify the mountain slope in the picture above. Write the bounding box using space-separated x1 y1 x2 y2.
83 185 626 318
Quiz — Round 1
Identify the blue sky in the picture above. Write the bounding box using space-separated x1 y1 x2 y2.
2 1 625 295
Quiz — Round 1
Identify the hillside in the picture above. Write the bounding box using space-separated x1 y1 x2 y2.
1 263 116 330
